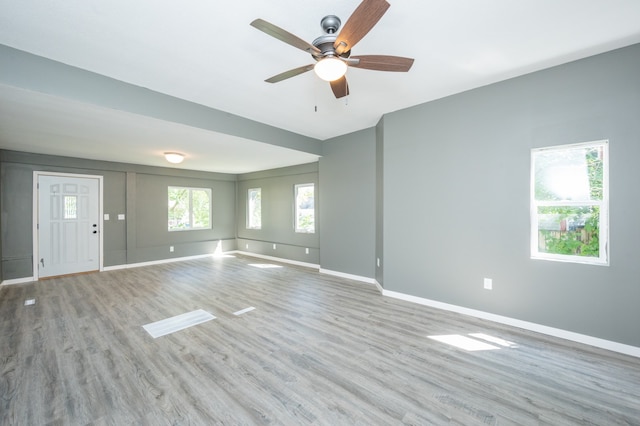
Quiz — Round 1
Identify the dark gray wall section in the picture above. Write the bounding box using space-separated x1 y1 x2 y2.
381 44 640 346
320 129 376 278
0 44 322 156
0 150 237 278
237 163 319 264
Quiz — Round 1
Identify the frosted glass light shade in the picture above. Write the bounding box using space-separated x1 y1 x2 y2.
164 152 185 164
314 57 347 82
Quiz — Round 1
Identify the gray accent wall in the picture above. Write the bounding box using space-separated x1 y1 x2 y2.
0 150 237 279
380 44 640 347
237 163 319 264
320 128 376 278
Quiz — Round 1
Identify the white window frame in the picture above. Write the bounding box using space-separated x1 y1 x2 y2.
530 140 609 265
294 183 315 234
246 187 262 230
168 186 212 232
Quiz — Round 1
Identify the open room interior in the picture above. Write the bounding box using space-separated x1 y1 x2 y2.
1 0 640 424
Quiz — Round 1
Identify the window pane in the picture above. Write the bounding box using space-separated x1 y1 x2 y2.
191 189 211 228
534 145 604 202
168 187 190 230
247 188 261 229
536 205 600 257
64 196 77 219
295 184 315 233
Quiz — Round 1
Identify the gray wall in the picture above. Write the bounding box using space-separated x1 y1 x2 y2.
380 44 640 347
237 163 319 264
0 150 236 279
320 128 376 277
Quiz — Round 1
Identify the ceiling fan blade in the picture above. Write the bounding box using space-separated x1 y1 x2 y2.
334 0 390 55
330 76 350 99
265 64 315 83
350 55 414 72
251 19 321 55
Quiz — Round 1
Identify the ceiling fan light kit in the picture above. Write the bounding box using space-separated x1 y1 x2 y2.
314 56 348 81
251 0 413 98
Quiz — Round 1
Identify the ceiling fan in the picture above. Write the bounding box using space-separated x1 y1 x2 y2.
250 0 414 99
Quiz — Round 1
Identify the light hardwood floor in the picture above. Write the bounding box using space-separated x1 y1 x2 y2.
1 255 639 425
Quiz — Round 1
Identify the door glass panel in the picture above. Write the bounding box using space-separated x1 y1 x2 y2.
64 195 78 219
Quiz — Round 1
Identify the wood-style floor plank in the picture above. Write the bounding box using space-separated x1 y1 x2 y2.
1 255 639 425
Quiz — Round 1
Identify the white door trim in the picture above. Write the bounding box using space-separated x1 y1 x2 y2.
33 171 104 280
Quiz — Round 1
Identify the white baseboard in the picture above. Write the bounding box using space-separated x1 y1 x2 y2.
319 268 375 285
1 276 35 286
382 288 640 358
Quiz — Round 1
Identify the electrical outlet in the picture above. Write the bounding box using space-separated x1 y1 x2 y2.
377 258 380 267
245 244 249 249
169 246 174 252
484 278 493 290
305 247 309 254
273 244 277 250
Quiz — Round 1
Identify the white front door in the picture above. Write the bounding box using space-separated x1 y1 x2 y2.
37 174 101 278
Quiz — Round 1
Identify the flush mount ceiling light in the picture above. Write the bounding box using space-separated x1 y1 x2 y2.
313 56 347 82
164 152 185 164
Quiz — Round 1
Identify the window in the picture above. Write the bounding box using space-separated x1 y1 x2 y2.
531 140 608 265
247 188 262 229
64 196 77 219
295 183 315 233
168 186 211 231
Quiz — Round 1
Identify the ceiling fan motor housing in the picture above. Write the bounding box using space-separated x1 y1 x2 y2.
312 15 351 61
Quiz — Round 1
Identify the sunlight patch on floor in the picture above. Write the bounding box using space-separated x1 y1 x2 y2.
469 333 519 348
233 306 256 316
427 332 519 351
249 264 283 269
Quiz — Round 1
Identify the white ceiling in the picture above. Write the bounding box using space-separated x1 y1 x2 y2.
1 0 639 173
